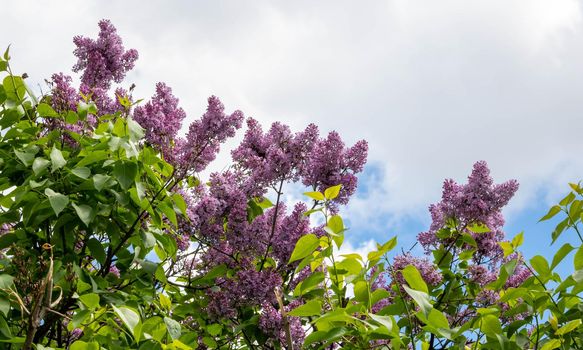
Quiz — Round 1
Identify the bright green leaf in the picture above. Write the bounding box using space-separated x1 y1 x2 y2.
44 188 69 216
50 146 66 172
287 299 322 317
324 184 342 200
402 265 428 293
289 234 320 263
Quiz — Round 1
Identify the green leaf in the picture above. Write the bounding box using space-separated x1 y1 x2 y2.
511 232 524 248
402 265 428 293
172 193 187 216
575 245 583 271
304 191 325 201
112 305 141 341
467 223 490 233
164 317 181 340
159 294 171 311
32 158 51 175
353 280 369 304
328 215 344 234
37 103 58 117
369 314 395 332
3 75 26 101
0 297 10 317
44 188 69 216
0 275 14 289
71 167 91 179
72 203 95 227
14 148 35 166
65 111 79 124
87 238 106 265
530 255 550 278
158 201 178 227
70 341 99 350
426 309 450 330
128 118 145 142
540 205 561 222
555 319 581 335
207 324 222 337
113 162 138 190
142 317 166 342
403 285 432 317
289 234 320 263
79 293 100 309
480 314 502 337
93 174 111 191
294 271 325 296
287 300 321 317
551 243 574 270
50 146 66 172
324 184 342 200
559 192 576 206
540 339 562 350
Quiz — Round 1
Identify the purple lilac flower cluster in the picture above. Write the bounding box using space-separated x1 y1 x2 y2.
259 300 305 348
72 19 138 90
133 82 186 160
418 161 519 263
232 119 368 204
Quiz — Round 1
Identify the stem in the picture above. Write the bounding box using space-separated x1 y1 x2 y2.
259 179 284 271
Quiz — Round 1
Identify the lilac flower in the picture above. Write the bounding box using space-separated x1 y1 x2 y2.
206 269 282 319
232 119 319 186
49 73 79 113
73 19 138 90
302 132 368 205
392 253 443 287
109 265 120 278
70 328 83 341
418 161 518 263
467 264 497 287
134 82 186 158
259 300 305 348
176 96 243 173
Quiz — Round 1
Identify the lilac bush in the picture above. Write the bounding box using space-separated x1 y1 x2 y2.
0 17 581 350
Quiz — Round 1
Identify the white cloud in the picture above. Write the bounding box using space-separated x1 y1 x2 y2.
4 0 583 233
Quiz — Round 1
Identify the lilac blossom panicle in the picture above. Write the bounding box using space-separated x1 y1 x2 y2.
49 73 79 113
73 19 138 90
259 300 305 348
133 82 186 159
302 132 368 205
176 96 243 173
232 119 368 206
417 161 518 264
392 253 443 287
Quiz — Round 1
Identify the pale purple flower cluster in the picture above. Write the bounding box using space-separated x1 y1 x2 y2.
108 265 120 278
133 82 186 159
175 96 244 173
302 133 368 204
392 253 443 287
418 161 518 262
467 264 497 287
206 269 282 319
259 300 305 348
49 73 79 113
232 120 368 204
73 19 138 89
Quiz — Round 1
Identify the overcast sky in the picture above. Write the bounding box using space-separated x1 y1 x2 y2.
4 0 583 252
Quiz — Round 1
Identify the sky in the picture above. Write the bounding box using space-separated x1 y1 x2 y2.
3 0 583 262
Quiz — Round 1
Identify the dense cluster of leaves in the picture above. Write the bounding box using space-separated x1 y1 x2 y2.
0 21 581 350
